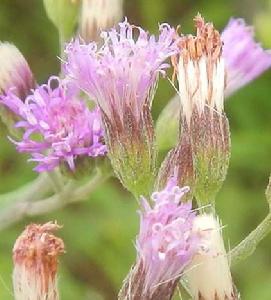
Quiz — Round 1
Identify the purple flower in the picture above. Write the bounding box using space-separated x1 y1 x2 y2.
64 20 177 196
1 76 106 172
65 20 176 120
222 18 271 97
135 177 197 294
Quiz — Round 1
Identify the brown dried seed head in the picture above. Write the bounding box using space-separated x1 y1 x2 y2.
13 222 65 293
175 14 222 64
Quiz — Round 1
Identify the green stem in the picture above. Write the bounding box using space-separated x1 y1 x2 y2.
25 170 110 216
0 173 52 207
47 169 64 193
0 170 111 231
230 213 271 266
59 29 66 59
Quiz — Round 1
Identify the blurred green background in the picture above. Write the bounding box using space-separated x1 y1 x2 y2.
0 0 271 299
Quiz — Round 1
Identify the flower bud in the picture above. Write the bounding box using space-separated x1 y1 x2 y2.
0 42 35 136
13 222 65 300
43 0 80 42
79 0 123 43
185 214 238 300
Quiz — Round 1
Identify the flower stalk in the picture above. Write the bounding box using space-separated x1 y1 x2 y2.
230 175 271 266
43 0 80 56
230 213 271 266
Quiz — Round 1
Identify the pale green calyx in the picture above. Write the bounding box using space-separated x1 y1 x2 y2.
43 0 80 42
191 110 231 206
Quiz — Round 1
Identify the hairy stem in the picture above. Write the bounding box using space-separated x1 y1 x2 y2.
0 170 111 231
230 213 271 266
230 179 271 266
0 173 52 207
47 169 65 193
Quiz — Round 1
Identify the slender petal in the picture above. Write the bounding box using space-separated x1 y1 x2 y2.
65 20 176 123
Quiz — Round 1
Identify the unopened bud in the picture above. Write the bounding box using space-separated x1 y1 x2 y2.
79 0 123 43
43 0 80 42
185 214 238 300
0 43 35 136
13 222 65 300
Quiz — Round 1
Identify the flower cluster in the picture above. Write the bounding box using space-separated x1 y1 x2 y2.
2 9 271 300
135 177 197 296
1 77 106 172
222 18 271 97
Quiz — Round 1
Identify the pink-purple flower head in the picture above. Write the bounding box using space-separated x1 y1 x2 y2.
1 76 106 172
65 20 177 196
64 19 177 123
222 18 271 97
136 177 198 294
